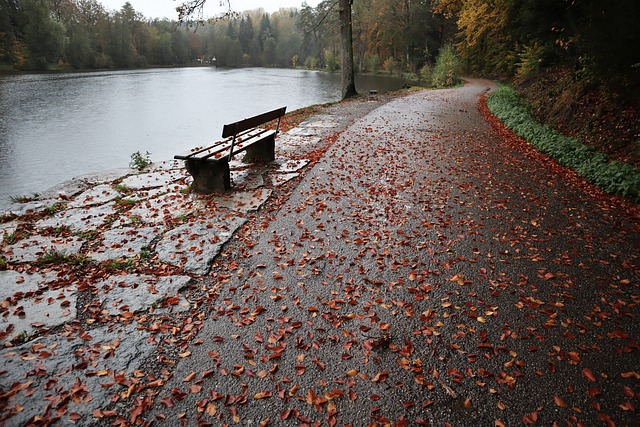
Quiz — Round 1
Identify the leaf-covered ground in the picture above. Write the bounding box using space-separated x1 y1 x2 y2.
2 80 638 426
113 80 638 426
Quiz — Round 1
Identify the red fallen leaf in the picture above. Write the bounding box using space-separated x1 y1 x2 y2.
183 372 196 382
280 409 292 420
306 389 319 405
370 394 381 401
161 397 175 407
619 401 635 411
206 403 217 416
254 391 272 399
587 387 601 398
68 413 81 421
372 371 388 383
554 396 568 408
495 420 507 427
313 357 326 370
623 386 634 398
523 411 538 424
582 368 597 382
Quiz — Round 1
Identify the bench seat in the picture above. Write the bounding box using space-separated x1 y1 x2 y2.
175 107 286 193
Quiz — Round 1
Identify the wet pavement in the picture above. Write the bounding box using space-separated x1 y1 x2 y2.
1 81 639 426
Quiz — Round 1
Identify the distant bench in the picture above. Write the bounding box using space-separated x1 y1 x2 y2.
175 106 287 193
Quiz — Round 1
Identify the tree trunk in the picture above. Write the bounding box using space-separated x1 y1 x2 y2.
339 0 357 99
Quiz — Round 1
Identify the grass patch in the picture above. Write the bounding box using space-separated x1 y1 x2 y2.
487 86 640 201
108 258 136 272
45 203 66 216
114 184 132 194
37 250 90 267
76 230 99 240
3 231 26 245
0 257 6 270
10 193 40 203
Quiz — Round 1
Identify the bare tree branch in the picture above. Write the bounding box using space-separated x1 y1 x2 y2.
175 0 237 25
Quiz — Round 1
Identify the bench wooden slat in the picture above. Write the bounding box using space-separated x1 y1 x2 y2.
174 128 264 160
199 129 274 161
222 106 286 138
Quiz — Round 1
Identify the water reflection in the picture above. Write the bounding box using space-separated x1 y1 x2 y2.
0 67 405 206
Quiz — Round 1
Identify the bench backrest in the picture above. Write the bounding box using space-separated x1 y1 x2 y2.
222 106 287 138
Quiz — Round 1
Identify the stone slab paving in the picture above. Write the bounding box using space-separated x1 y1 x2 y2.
36 202 117 232
274 158 310 173
2 199 61 217
0 112 341 425
1 235 85 264
125 193 201 225
214 188 273 214
95 273 192 315
88 226 163 262
0 323 153 426
230 167 265 190
68 184 121 208
120 169 186 190
0 269 75 344
156 216 247 275
271 172 300 187
0 270 60 297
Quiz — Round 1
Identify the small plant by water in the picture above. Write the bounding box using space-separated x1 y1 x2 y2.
130 151 152 171
10 193 40 203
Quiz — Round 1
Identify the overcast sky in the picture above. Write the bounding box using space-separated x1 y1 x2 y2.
99 0 320 19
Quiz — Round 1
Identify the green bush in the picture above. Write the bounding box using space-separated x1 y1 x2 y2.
419 63 433 84
130 151 152 171
487 86 640 201
431 46 461 88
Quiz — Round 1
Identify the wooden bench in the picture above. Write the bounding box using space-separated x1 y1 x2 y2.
175 107 286 193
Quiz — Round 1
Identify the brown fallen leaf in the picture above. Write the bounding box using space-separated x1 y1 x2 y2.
553 395 568 408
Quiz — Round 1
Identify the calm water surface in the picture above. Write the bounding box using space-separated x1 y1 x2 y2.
0 67 404 207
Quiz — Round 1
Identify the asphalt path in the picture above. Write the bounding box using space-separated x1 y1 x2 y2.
140 80 639 426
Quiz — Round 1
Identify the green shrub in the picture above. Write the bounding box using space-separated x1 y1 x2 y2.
420 63 433 85
487 86 640 201
130 151 152 171
383 57 395 74
366 54 381 73
431 45 461 88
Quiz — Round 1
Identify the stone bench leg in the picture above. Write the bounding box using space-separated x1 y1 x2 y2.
185 158 231 193
243 133 275 162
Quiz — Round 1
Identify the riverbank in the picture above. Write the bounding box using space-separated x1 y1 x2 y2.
1 67 409 207
0 90 400 425
2 82 638 426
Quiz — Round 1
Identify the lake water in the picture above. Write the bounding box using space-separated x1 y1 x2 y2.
0 67 405 208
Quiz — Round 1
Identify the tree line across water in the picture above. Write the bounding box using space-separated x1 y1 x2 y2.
1 0 638 92
0 0 448 74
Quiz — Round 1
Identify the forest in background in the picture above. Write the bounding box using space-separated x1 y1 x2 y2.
1 0 638 163
0 0 455 74
1 0 638 90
